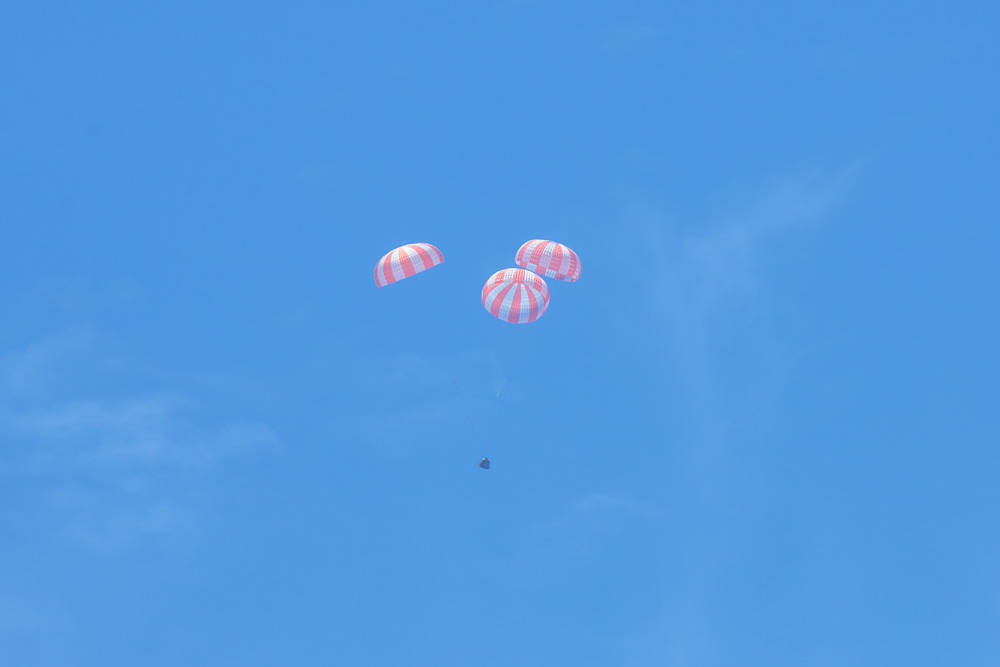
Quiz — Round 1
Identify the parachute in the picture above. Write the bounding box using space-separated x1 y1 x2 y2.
515 239 581 282
481 268 549 324
371 239 582 470
374 243 444 287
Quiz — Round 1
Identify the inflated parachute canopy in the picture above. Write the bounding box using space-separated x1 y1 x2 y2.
482 268 549 324
515 239 581 282
374 243 444 287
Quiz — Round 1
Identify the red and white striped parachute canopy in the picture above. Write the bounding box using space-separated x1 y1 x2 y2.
481 268 550 324
374 243 444 287
515 239 581 282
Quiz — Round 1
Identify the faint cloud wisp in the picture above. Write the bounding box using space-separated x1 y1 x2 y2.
635 167 858 452
0 331 279 550
618 167 859 667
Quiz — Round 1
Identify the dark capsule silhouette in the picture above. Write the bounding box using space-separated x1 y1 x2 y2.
479 457 491 470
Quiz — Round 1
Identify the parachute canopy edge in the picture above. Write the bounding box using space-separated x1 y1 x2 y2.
374 242 445 287
515 239 581 282
481 268 550 324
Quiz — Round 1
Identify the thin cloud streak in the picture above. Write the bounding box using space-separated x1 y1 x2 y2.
633 167 858 447
0 332 280 550
577 492 663 520
616 167 859 666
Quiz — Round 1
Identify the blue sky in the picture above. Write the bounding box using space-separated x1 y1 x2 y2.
3 2 999 665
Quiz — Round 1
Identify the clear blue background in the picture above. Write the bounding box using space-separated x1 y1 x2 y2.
3 2 998 665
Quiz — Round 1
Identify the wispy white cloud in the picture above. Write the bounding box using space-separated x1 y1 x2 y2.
11 396 175 444
600 21 664 55
0 332 280 550
0 593 73 663
622 601 716 667
347 348 509 399
646 167 856 319
6 394 277 472
51 490 192 552
0 596 69 634
615 167 859 666
0 329 96 400
576 492 663 520
337 348 514 454
631 167 858 448
512 491 665 576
